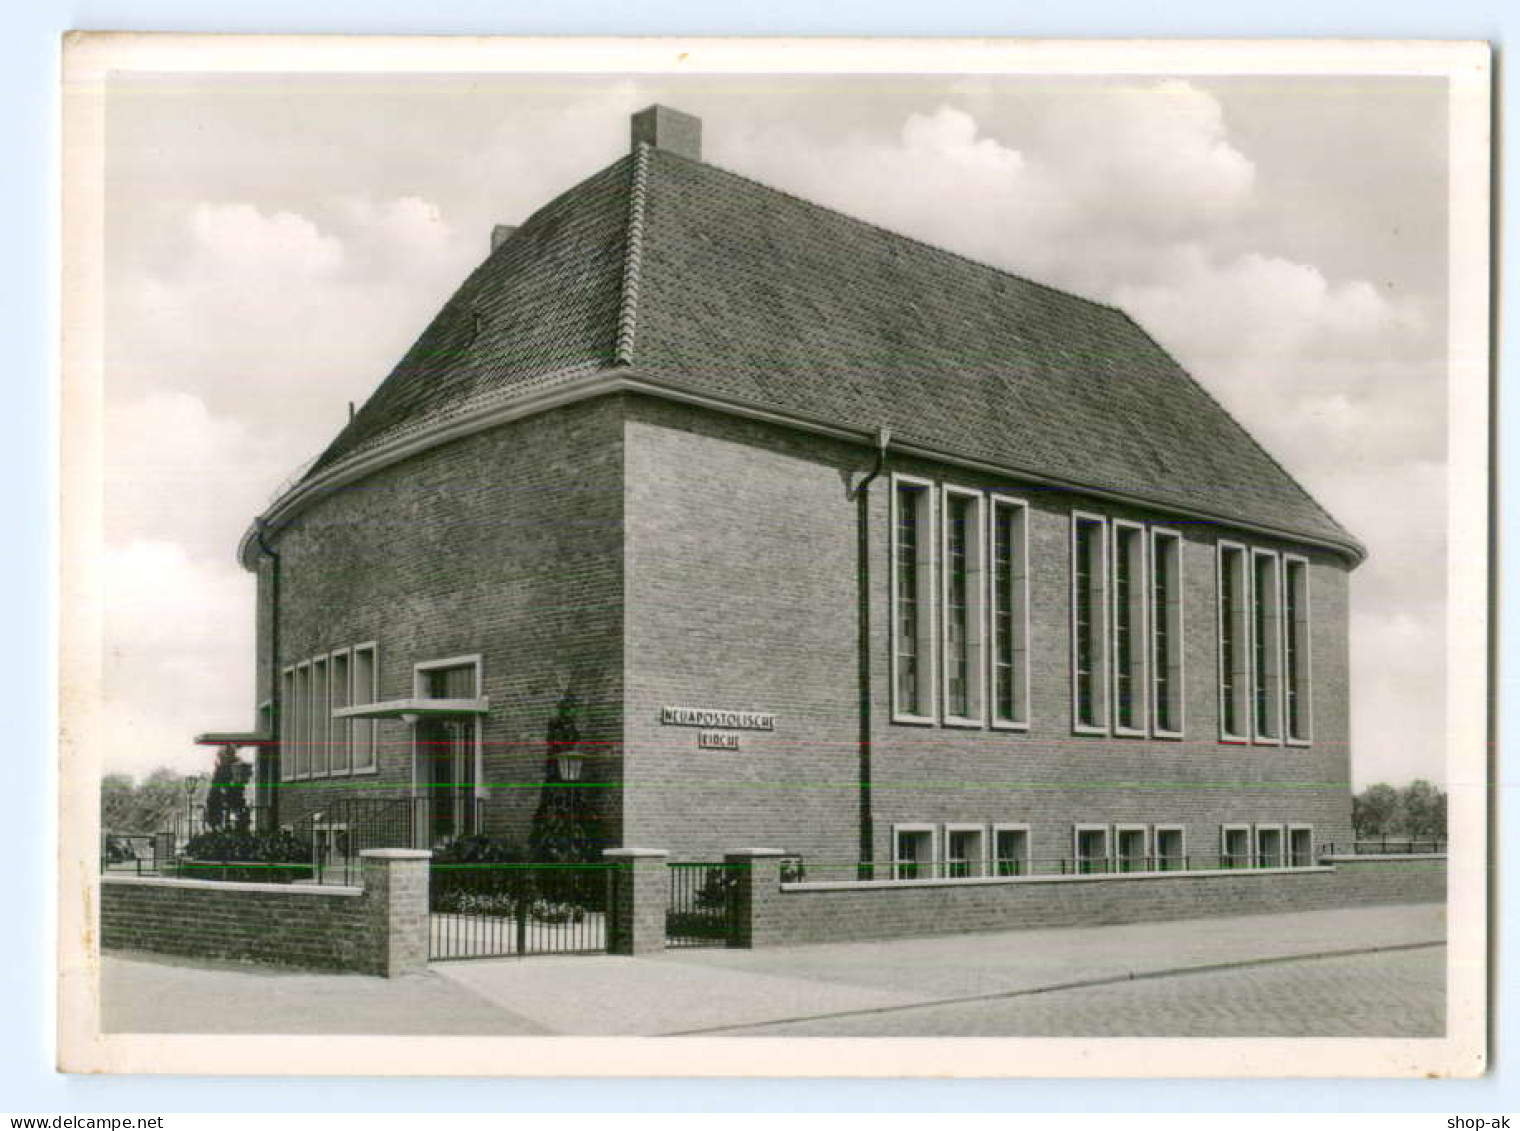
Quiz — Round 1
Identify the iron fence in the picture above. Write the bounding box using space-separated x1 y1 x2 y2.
288 796 420 885
780 852 1329 885
666 862 738 948
1322 839 1447 856
429 862 611 959
100 833 163 876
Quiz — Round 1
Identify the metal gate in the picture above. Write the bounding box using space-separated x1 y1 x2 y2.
666 862 738 948
429 862 610 960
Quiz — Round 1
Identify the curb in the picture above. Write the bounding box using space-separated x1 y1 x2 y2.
661 938 1446 1036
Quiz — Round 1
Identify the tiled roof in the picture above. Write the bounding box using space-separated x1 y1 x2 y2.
302 143 1359 557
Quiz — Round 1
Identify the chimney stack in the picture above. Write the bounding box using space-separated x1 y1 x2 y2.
631 105 701 162
490 224 517 253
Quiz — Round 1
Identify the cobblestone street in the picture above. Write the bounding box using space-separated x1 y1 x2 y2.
706 945 1446 1037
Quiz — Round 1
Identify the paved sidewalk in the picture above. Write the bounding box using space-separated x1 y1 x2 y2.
437 903 1445 1035
102 903 1444 1037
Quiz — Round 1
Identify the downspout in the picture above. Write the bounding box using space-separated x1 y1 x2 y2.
253 518 281 827
851 427 891 879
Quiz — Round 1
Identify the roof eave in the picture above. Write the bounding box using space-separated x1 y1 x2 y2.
238 369 1367 571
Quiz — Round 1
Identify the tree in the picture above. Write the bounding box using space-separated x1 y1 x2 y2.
203 745 251 832
527 690 597 864
1352 782 1403 838
1401 779 1448 840
99 767 187 834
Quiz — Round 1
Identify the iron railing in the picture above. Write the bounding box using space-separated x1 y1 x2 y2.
666 862 738 948
1321 839 1446 856
100 833 164 876
781 853 1328 885
429 862 611 959
287 796 419 885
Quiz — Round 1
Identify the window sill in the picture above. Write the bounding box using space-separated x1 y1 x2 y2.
891 713 938 727
1285 737 1313 748
942 715 985 730
990 719 1030 732
1252 736 1284 747
1220 733 1250 745
1113 725 1149 739
1151 728 1186 741
1072 724 1109 737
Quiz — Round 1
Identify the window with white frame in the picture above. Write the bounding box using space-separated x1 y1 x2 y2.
279 668 294 781
1288 824 1315 868
1115 824 1149 873
293 662 311 778
892 477 936 721
1221 823 1252 869
942 487 985 724
330 649 351 776
1154 825 1186 872
1072 514 1109 732
311 655 330 776
944 824 986 878
993 824 1030 876
990 497 1030 728
1074 824 1111 874
893 824 936 880
1254 824 1285 868
1252 551 1284 742
351 643 378 772
1150 529 1184 737
1217 543 1250 741
1284 556 1312 743
1111 521 1148 735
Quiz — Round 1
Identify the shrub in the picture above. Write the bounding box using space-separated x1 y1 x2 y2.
180 829 313 883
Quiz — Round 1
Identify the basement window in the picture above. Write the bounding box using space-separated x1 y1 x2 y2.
1288 825 1315 868
1221 824 1252 870
893 824 937 880
944 823 986 878
993 824 1030 876
1115 824 1150 873
1154 825 1187 872
1254 824 1285 868
1074 824 1111 874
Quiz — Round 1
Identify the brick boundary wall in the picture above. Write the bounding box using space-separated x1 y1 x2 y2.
732 854 1446 947
99 848 430 976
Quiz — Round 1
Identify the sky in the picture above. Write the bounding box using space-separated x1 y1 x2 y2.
100 71 1450 788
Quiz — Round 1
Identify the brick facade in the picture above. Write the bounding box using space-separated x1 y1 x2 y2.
738 856 1445 947
99 849 431 975
251 390 1354 870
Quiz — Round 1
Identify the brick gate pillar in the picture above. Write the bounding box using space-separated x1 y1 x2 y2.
360 848 431 977
603 847 669 955
724 847 786 948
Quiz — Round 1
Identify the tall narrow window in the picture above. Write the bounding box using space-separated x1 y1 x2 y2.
1111 521 1148 734
892 477 935 721
1252 550 1283 741
1218 543 1250 741
1072 514 1108 732
942 487 984 724
293 663 310 778
1284 556 1311 743
311 656 330 775
991 498 1029 727
1150 529 1184 736
330 650 351 776
279 668 294 782
351 644 377 772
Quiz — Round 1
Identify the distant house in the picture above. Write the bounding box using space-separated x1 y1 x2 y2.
218 105 1362 876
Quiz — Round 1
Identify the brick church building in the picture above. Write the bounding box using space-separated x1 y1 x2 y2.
222 105 1362 878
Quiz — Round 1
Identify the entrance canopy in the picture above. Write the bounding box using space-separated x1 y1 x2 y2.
333 697 490 721
193 731 271 746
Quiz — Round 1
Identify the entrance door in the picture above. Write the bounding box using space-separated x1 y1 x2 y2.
420 718 478 846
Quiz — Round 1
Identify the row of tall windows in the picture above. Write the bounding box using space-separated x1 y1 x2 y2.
892 478 1029 728
1070 514 1186 738
279 643 378 780
1218 544 1312 744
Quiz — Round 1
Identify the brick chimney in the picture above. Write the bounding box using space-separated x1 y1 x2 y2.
631 105 701 161
490 224 517 253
